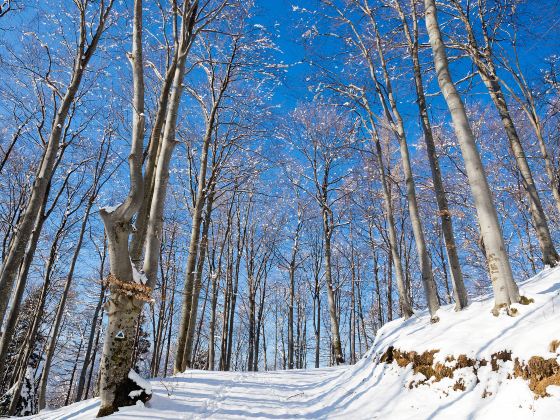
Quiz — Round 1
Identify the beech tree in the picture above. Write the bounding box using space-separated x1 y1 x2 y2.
97 0 200 415
423 0 521 312
283 104 359 365
445 0 558 267
0 0 115 335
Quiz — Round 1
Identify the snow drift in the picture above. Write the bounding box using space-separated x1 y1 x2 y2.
31 267 560 419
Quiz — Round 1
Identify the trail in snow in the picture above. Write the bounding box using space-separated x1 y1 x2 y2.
32 267 560 420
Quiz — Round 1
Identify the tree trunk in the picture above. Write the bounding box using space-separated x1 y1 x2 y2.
480 71 558 267
97 1 198 414
424 0 520 311
64 336 84 406
287 207 302 369
0 195 48 380
76 279 106 402
183 189 215 368
396 0 468 309
38 198 94 409
369 14 440 318
8 217 64 415
129 59 178 266
370 124 412 318
0 1 112 326
322 210 344 365
453 0 558 267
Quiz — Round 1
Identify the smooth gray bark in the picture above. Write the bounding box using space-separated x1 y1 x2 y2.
452 0 558 267
424 0 520 310
395 0 468 309
368 10 439 318
0 0 114 327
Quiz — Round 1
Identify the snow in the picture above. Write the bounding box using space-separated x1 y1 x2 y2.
30 267 560 419
131 264 148 285
375 266 560 364
100 203 120 214
128 369 152 396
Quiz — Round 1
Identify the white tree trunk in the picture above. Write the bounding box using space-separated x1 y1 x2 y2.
424 0 520 311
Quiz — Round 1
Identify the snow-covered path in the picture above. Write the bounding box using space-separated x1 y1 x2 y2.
34 363 381 420
33 267 560 420
35 347 394 420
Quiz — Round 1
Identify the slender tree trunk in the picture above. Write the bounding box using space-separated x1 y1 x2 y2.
287 208 302 369
424 0 520 311
76 280 106 402
387 250 394 321
219 253 232 370
226 217 245 371
396 0 468 309
183 189 215 368
261 321 268 370
322 212 344 365
481 71 558 266
207 250 219 370
369 15 439 318
373 249 383 328
533 122 560 214
254 266 268 372
192 273 209 366
150 259 167 377
288 263 295 369
64 336 84 406
8 221 64 415
0 1 113 326
163 271 176 377
0 196 47 379
175 117 219 373
313 276 321 368
371 125 412 318
85 314 103 399
38 198 94 409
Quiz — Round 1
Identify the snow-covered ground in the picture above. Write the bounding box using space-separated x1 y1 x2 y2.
32 267 560 419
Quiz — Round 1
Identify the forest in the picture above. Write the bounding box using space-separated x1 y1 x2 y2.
0 0 559 418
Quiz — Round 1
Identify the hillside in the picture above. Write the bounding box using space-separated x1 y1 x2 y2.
32 267 560 419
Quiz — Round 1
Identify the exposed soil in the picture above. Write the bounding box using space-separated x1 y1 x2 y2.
380 344 560 397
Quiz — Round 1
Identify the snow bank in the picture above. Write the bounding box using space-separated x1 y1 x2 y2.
30 267 560 419
372 265 560 363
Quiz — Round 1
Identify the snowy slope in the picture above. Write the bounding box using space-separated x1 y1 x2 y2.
31 267 560 419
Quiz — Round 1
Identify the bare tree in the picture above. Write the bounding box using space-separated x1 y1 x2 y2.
423 0 520 312
97 0 199 415
393 0 468 309
447 0 558 267
0 0 115 331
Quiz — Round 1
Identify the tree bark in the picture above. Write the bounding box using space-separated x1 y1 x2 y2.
0 0 113 326
395 0 468 309
37 197 94 409
75 273 106 402
97 1 198 415
370 122 413 318
480 71 558 267
322 207 344 365
183 188 215 368
453 0 558 267
287 204 303 369
424 0 520 311
7 211 67 415
368 11 440 318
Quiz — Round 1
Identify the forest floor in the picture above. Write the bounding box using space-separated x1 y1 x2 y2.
32 267 560 419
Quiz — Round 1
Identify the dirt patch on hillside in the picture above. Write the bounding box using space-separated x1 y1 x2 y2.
380 345 560 397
